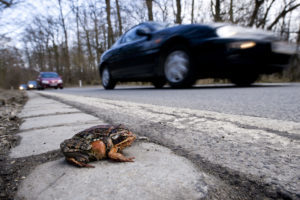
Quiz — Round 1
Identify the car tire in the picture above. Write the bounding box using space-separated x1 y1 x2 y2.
163 46 195 88
101 66 116 90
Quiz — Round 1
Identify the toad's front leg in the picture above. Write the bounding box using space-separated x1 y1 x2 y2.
108 147 135 162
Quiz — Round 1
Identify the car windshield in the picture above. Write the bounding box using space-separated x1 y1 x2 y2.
149 22 172 31
41 73 59 78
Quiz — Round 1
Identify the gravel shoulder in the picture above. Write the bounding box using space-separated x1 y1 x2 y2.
0 89 27 199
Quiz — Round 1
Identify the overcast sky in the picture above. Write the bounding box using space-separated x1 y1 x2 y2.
1 0 64 47
1 0 299 48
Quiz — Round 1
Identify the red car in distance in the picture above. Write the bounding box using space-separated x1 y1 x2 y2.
37 72 63 90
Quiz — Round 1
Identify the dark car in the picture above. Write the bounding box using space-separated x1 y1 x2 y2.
37 72 63 90
27 81 37 90
99 22 296 89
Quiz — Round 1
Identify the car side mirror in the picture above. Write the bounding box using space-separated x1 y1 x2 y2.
136 28 151 38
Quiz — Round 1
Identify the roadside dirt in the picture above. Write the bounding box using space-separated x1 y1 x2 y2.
0 89 26 199
0 90 63 200
0 89 29 199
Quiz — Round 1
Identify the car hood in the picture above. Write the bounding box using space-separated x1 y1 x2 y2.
215 24 279 41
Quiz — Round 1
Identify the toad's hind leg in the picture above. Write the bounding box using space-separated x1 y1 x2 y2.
66 157 95 168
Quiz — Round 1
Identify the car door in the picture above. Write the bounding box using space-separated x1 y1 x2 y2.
114 25 154 79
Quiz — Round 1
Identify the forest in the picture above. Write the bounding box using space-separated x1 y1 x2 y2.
0 0 299 89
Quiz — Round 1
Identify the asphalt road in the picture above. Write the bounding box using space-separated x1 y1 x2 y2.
40 87 300 199
48 83 300 122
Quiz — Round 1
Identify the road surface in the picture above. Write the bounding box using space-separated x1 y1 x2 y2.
48 83 300 122
36 83 300 199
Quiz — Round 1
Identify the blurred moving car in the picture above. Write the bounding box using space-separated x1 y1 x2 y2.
37 72 63 90
19 84 27 91
99 22 296 89
27 81 37 90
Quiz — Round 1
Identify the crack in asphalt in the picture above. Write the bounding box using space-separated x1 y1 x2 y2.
18 120 100 133
37 172 66 198
21 111 82 119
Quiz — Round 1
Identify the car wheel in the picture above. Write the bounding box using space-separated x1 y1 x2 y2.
152 79 165 89
163 46 195 88
101 66 116 90
60 87 63 89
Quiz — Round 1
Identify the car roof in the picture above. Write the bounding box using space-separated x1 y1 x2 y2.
40 72 58 74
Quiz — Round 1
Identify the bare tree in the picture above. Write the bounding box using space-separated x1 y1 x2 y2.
115 0 123 35
191 0 195 23
297 24 300 44
175 0 182 24
0 0 20 13
211 0 223 22
105 0 114 48
69 0 86 80
267 0 300 30
58 0 71 82
248 0 264 27
146 0 153 21
257 0 276 28
229 0 233 23
153 0 169 22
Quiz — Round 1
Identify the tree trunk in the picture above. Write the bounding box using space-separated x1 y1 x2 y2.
105 0 114 48
102 25 107 50
146 0 153 21
191 0 195 23
211 0 222 22
248 0 264 27
115 0 123 36
175 0 182 24
51 39 60 74
89 4 101 67
297 24 300 44
58 0 71 83
229 0 233 23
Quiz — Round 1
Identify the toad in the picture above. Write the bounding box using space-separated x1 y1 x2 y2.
60 125 136 168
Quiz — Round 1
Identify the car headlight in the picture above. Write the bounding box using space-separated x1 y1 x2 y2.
228 41 256 49
19 86 24 90
29 84 34 88
42 80 49 84
58 80 63 83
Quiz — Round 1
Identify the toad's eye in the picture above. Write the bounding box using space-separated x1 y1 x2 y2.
112 134 119 140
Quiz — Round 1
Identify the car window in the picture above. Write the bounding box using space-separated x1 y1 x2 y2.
41 73 59 78
121 25 150 44
111 38 122 48
150 22 171 31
